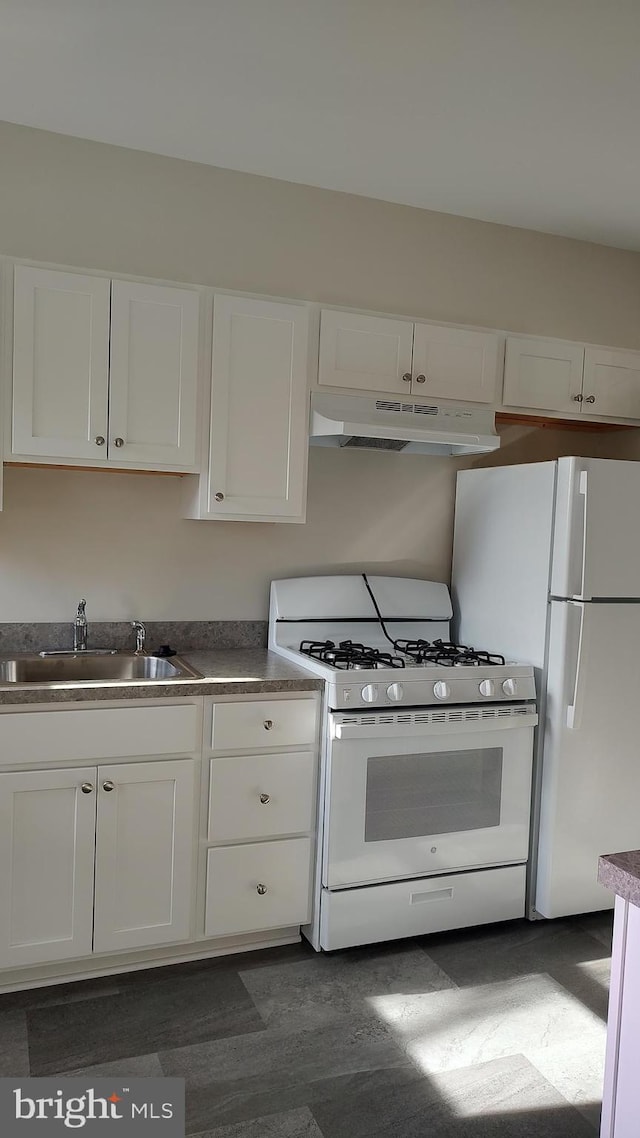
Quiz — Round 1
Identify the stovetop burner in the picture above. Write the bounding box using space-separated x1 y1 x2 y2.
396 639 506 667
299 638 505 670
299 640 406 671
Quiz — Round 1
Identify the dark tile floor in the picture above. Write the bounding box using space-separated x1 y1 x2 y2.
0 913 613 1136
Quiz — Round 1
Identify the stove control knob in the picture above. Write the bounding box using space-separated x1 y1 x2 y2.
433 681 450 701
502 678 518 697
361 684 379 704
479 679 495 698
386 682 404 702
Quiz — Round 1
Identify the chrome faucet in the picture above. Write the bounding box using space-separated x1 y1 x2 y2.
132 620 146 654
73 599 88 652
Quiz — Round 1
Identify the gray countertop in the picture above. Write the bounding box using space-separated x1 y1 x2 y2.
598 850 640 907
0 649 323 705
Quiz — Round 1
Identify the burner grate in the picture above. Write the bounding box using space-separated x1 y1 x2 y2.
300 639 405 670
394 638 506 667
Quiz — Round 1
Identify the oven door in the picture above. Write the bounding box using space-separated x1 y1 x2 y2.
323 706 537 889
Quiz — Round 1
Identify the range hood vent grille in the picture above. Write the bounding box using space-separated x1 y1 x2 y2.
376 400 439 416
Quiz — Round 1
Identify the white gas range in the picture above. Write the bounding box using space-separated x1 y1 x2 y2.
269 574 537 951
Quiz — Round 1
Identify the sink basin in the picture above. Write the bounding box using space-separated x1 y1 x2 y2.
0 653 202 685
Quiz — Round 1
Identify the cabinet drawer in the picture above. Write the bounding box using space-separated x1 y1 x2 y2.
208 751 315 841
0 704 199 765
205 838 312 937
320 864 526 950
211 699 317 752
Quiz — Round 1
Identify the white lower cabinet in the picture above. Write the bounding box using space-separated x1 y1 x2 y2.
93 759 196 953
0 757 196 969
0 695 318 985
205 838 312 937
0 767 97 968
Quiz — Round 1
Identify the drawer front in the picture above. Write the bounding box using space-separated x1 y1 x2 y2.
205 838 312 937
0 704 199 765
319 864 526 951
208 752 316 841
211 698 317 752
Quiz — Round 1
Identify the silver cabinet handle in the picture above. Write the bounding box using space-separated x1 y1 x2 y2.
94 436 105 446
114 438 125 448
572 394 584 402
259 793 270 804
584 395 596 404
402 373 412 383
214 492 225 502
263 719 273 731
415 374 426 384
256 883 268 895
81 782 94 794
102 780 115 792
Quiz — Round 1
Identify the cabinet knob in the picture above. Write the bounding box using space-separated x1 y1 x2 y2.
214 492 225 502
114 437 125 448
572 394 584 402
94 436 105 446
259 792 270 804
402 373 412 383
102 780 115 792
415 374 426 384
263 719 273 731
81 782 94 794
584 395 596 404
256 883 268 895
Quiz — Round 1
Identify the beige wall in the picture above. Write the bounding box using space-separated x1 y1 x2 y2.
0 121 637 622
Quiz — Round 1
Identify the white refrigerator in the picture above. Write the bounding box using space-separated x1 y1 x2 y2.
452 456 640 919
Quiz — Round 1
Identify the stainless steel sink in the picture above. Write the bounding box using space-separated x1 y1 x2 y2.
0 652 202 685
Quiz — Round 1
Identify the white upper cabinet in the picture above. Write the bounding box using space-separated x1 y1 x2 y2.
109 281 200 467
318 310 499 402
12 265 110 460
582 347 640 419
319 310 414 394
12 265 201 471
204 295 310 522
412 323 500 404
503 336 585 413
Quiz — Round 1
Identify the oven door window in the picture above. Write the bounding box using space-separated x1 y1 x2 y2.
364 748 503 842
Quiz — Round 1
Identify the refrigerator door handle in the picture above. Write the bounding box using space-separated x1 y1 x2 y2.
566 601 587 729
577 468 589 600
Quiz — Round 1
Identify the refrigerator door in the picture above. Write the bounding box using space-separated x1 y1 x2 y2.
551 457 640 600
535 599 640 918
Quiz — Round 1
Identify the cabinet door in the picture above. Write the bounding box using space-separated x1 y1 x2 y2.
318 310 414 394
411 324 500 403
12 265 110 460
503 336 584 412
93 758 196 953
208 295 309 520
0 767 96 967
109 280 200 469
583 348 640 420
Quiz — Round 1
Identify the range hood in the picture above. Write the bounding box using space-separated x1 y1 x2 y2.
309 393 500 456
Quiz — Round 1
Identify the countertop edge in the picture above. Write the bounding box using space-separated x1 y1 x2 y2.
598 851 640 908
